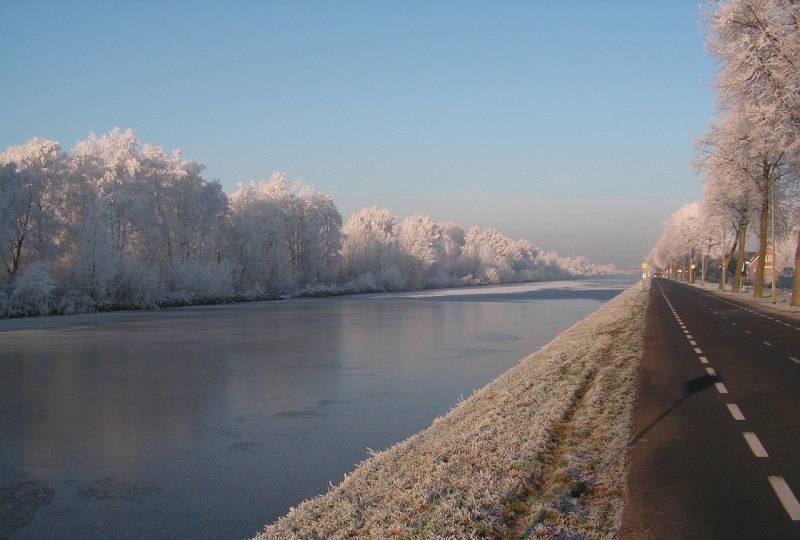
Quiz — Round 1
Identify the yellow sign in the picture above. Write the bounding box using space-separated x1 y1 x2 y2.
641 262 648 270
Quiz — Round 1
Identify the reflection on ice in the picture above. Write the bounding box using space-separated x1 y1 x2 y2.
0 276 635 539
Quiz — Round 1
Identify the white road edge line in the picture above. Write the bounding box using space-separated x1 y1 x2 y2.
743 432 769 457
769 476 800 521
726 403 745 421
763 341 772 346
791 357 800 364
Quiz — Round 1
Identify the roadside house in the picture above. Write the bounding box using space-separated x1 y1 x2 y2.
745 246 779 285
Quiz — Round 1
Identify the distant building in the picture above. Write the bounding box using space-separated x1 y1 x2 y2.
745 246 779 284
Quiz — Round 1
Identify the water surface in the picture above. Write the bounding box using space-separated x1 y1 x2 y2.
0 276 634 539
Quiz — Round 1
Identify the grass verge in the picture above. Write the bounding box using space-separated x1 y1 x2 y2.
253 285 648 539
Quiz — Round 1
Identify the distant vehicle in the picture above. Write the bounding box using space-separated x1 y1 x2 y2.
654 270 663 278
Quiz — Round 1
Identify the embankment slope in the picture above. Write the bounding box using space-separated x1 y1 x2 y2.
254 285 648 539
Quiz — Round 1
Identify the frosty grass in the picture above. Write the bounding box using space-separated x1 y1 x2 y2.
254 285 647 539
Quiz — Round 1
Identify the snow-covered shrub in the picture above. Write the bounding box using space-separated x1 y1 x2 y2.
240 282 267 299
111 259 160 309
484 267 503 284
297 282 346 297
376 265 405 291
425 266 453 289
10 261 57 316
57 289 97 315
345 272 378 293
0 288 9 318
166 260 234 300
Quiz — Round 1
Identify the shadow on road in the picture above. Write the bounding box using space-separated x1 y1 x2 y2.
631 373 720 445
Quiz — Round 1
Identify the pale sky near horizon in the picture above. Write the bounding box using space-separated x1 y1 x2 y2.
1 0 715 268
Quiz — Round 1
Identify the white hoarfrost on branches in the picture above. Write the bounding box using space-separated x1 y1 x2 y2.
656 0 799 305
1 128 615 317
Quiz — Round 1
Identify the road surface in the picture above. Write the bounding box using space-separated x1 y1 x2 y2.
622 278 800 539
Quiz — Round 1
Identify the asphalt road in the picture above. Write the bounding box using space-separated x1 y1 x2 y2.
622 278 800 539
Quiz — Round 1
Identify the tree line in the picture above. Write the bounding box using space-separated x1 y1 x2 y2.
651 0 800 306
1 128 614 317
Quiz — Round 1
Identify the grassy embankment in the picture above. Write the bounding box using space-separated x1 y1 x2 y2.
254 285 649 539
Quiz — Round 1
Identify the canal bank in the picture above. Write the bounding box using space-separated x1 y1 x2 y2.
255 284 648 539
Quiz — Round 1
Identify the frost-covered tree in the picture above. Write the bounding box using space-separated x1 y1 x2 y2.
696 117 762 291
704 0 800 297
313 192 344 283
461 228 556 284
439 221 466 276
341 207 400 288
462 227 509 283
137 144 230 267
229 174 342 292
705 0 800 154
0 138 64 281
288 186 343 285
229 178 294 292
651 203 705 282
0 128 612 317
397 215 445 289
57 129 233 304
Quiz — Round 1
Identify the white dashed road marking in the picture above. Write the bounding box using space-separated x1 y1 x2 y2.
660 281 800 525
743 432 769 458
769 477 800 521
726 403 745 421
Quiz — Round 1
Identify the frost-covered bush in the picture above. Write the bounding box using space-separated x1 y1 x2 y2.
376 265 405 291
240 282 267 299
57 289 97 315
0 288 9 318
9 261 57 316
110 258 160 309
346 272 378 293
165 260 234 299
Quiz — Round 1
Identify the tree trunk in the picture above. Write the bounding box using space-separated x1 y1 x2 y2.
792 228 800 307
7 203 33 281
755 193 769 298
701 253 707 285
721 228 739 291
733 224 747 293
753 159 774 298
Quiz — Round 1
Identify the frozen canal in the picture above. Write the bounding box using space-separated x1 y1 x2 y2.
0 276 634 539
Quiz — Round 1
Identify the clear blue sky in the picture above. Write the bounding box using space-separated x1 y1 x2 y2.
1 0 714 267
